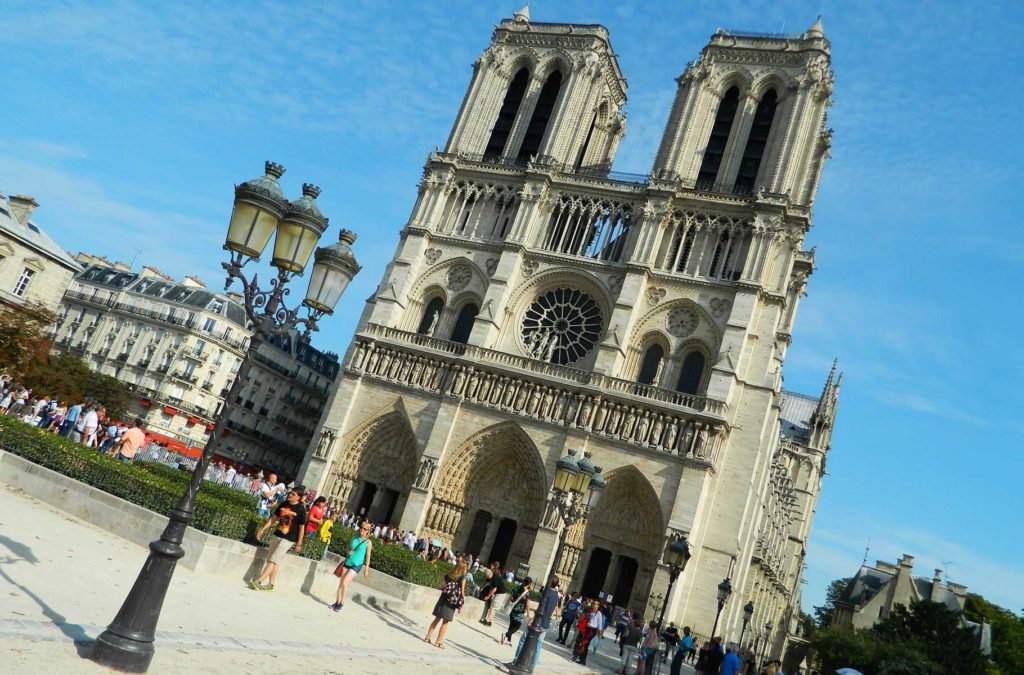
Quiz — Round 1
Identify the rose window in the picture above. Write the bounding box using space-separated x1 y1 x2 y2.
521 287 603 365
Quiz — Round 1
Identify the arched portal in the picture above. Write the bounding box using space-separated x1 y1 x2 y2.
324 410 418 525
423 422 548 569
558 466 664 612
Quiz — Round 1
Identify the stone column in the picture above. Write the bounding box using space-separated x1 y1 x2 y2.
526 524 560 585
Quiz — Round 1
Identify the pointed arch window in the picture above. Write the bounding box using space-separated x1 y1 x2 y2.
574 111 599 171
709 230 731 279
637 344 665 386
449 303 479 345
675 350 706 395
484 68 530 159
696 86 740 190
517 70 563 160
416 297 445 335
734 89 779 195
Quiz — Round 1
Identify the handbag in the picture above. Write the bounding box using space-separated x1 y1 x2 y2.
442 579 465 609
334 537 368 577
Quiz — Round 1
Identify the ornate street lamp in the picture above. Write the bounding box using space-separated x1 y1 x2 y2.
656 535 691 630
91 162 360 672
740 600 754 647
710 576 732 638
761 620 774 668
509 450 604 673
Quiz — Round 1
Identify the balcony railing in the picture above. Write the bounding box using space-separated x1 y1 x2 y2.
156 364 171 373
348 324 728 466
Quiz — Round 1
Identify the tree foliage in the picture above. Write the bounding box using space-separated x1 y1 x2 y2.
964 593 1024 674
0 303 131 419
813 576 852 628
810 599 989 675
0 302 55 380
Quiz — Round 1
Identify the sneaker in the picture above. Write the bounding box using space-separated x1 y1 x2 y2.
248 579 261 591
332 603 342 613
261 584 274 592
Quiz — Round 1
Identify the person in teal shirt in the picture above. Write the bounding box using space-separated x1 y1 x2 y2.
329 521 373 611
721 644 742 675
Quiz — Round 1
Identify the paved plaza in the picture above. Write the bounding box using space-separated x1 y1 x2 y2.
0 483 691 674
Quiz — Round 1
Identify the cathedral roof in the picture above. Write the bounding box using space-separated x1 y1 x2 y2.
780 390 818 441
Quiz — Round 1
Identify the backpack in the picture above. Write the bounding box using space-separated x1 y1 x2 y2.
442 579 464 609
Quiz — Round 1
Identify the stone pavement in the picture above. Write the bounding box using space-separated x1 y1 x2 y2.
0 483 691 674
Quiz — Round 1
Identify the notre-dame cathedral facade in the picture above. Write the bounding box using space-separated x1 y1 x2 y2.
300 8 840 659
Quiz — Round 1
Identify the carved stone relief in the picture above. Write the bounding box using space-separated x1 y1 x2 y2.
446 264 472 292
666 307 698 338
425 248 442 265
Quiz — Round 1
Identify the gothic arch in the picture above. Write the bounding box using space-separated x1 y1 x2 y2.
505 268 614 328
405 256 489 331
750 71 796 100
502 268 613 364
535 50 573 81
626 298 721 353
560 465 665 611
423 421 549 563
496 48 540 80
325 405 419 519
706 67 754 97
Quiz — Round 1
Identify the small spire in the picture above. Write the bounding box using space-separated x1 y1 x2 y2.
513 3 530 23
804 15 824 39
301 183 322 199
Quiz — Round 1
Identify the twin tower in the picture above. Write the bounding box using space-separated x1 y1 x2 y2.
301 8 837 660
446 10 832 204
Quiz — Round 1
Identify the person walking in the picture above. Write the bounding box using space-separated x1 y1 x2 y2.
501 576 533 647
721 643 742 675
256 473 285 518
249 487 306 592
637 619 660 675
115 419 146 463
510 576 561 670
572 599 606 666
486 562 507 625
671 626 694 675
478 562 501 626
616 612 643 674
424 560 469 649
557 591 582 644
329 520 372 611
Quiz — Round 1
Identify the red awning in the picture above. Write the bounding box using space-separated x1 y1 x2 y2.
143 430 203 459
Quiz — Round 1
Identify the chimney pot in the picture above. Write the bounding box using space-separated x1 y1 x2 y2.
8 195 40 226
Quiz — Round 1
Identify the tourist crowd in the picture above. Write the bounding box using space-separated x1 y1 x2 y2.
1 377 146 463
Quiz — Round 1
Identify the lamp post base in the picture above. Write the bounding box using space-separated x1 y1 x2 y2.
90 515 188 672
507 622 543 673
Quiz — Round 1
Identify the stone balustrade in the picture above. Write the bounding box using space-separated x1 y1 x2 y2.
347 325 730 467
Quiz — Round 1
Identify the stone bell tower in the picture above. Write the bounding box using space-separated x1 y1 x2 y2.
301 10 839 645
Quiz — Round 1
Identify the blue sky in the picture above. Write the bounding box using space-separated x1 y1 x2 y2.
1 1 1021 614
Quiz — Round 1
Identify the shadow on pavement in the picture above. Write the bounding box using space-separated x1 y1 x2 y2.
0 533 94 657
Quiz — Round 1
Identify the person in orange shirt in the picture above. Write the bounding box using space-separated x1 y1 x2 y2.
116 419 147 463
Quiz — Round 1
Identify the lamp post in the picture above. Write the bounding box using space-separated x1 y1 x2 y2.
710 576 732 638
508 449 604 674
656 536 692 630
761 620 774 668
739 600 754 646
650 593 664 620
91 162 361 672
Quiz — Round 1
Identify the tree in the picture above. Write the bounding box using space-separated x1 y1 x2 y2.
964 593 1024 674
0 303 132 420
876 600 988 674
0 302 56 381
813 576 852 628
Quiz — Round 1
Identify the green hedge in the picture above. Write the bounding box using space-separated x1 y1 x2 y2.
0 417 474 592
136 462 259 511
0 416 264 542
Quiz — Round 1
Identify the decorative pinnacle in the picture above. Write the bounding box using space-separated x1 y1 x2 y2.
302 183 321 199
338 229 357 245
264 161 285 179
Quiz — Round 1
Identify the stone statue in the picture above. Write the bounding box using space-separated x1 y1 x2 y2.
314 429 337 460
653 358 665 386
542 330 558 362
415 457 438 489
426 309 440 337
